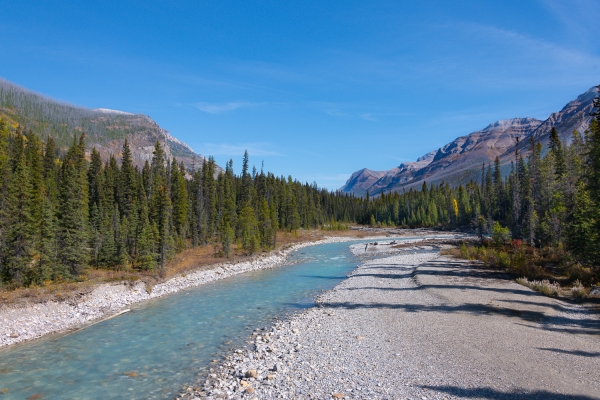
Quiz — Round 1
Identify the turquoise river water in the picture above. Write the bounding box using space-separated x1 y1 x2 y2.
0 238 424 399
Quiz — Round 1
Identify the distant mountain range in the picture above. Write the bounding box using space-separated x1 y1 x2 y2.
0 78 211 171
341 86 599 196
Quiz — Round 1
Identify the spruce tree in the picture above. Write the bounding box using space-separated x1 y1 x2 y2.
583 118 600 264
57 135 89 277
35 193 58 283
170 158 189 239
239 204 260 253
566 181 596 263
3 155 35 284
549 127 566 179
119 139 137 218
135 194 157 270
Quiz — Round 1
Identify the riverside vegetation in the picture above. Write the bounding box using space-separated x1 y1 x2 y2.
366 113 600 295
1 96 600 295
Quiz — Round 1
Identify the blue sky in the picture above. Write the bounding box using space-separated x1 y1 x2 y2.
1 1 599 189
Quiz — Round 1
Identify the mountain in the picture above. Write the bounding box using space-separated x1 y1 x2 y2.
339 151 436 196
341 85 599 196
0 78 211 171
339 168 386 195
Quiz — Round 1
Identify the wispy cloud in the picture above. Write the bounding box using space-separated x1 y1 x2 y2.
359 113 376 121
194 101 266 114
321 104 412 121
447 22 600 88
199 142 282 157
540 0 600 45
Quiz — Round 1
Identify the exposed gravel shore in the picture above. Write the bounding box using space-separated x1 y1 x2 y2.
1 233 429 348
181 244 600 399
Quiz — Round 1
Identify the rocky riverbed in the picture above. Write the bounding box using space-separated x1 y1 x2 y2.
179 245 600 399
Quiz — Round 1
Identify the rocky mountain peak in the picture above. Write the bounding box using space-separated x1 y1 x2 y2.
342 85 599 196
483 117 542 131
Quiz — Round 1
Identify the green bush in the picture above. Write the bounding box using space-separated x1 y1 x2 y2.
567 264 594 285
497 251 511 268
491 221 511 246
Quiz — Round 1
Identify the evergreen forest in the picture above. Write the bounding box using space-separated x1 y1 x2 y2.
1 105 600 288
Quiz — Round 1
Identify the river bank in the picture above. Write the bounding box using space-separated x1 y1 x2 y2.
182 243 600 399
0 230 452 348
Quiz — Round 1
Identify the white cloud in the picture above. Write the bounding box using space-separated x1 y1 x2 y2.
194 101 265 114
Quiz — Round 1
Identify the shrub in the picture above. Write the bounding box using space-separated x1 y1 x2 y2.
517 277 561 297
571 280 586 300
511 239 523 248
491 221 511 246
497 251 511 269
459 243 470 259
567 264 594 285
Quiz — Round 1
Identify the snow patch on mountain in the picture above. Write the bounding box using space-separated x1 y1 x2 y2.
93 108 134 115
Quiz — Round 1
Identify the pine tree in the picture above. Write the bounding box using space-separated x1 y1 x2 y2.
35 193 58 283
119 139 137 218
88 148 104 222
170 158 189 239
240 150 252 206
221 222 235 258
0 120 11 281
99 206 119 267
24 131 44 234
239 204 260 253
493 156 503 220
566 181 596 263
2 155 35 284
582 118 600 264
57 135 89 277
258 197 273 249
549 127 566 179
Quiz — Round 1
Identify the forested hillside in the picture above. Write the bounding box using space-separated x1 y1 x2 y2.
1 95 600 288
363 119 600 280
0 79 209 170
0 119 366 286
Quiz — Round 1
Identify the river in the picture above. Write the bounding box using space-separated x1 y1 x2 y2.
0 238 426 399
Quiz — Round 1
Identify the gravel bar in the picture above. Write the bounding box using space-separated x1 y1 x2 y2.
181 246 600 400
0 236 380 348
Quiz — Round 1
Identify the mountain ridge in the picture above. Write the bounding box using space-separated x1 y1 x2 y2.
341 86 599 196
0 78 212 171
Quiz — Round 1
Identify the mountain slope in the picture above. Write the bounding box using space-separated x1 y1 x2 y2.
342 86 599 196
0 78 210 170
339 168 386 196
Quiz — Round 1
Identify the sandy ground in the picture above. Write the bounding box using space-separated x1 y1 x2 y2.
184 245 600 399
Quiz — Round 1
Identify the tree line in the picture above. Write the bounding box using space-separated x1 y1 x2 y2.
364 116 600 269
0 120 365 287
0 79 149 148
2 106 599 287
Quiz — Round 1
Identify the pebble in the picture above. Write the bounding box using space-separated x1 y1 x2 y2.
177 234 600 400
0 236 378 347
178 249 449 399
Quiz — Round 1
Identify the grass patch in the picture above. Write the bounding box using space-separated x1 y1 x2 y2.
516 277 561 297
453 239 598 300
570 280 587 300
